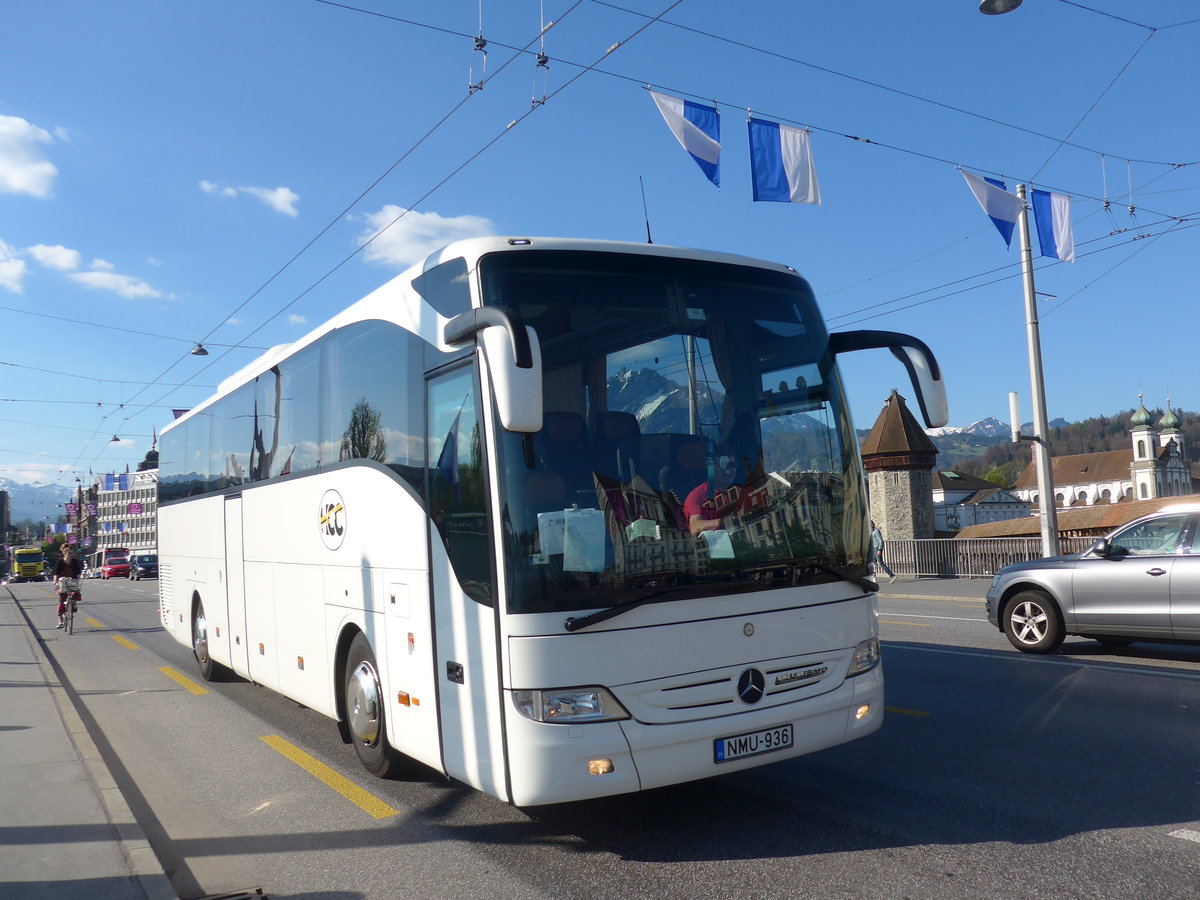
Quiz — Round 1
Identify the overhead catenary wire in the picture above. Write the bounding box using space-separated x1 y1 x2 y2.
80 0 682 474
43 1 1200 473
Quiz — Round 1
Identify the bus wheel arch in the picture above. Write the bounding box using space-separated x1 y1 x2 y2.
341 629 404 778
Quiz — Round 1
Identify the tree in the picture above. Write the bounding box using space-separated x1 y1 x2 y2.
339 398 388 463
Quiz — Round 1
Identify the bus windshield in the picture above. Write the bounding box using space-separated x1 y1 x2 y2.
483 250 868 616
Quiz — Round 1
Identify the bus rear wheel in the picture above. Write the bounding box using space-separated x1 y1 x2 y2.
344 633 404 778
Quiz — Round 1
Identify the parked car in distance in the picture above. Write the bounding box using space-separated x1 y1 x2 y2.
129 553 158 581
100 556 131 579
987 504 1200 653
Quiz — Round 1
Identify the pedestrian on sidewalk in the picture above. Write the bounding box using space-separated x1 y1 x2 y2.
870 521 896 583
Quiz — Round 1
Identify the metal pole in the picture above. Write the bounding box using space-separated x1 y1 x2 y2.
1017 184 1060 557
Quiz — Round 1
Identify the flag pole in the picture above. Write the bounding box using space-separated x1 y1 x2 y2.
1017 184 1060 557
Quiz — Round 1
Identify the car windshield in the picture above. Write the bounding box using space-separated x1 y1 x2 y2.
482 250 869 616
1108 514 1189 556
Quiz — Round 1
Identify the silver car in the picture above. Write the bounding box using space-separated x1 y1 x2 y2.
986 504 1200 653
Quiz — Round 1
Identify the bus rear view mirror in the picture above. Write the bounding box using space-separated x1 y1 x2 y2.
444 307 543 433
481 325 543 433
828 329 948 429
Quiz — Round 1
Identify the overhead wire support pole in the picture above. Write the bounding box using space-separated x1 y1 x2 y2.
1017 184 1060 557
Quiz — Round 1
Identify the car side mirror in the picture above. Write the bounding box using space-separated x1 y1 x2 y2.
1090 538 1110 558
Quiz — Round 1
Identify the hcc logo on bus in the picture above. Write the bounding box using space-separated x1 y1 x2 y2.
319 489 346 550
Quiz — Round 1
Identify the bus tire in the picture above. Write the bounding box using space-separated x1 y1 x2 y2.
192 597 230 682
344 632 403 778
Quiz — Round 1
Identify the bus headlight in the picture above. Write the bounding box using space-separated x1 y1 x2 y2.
847 637 881 676
512 687 630 723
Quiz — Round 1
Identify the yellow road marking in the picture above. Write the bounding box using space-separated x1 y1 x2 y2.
86 618 104 628
880 620 933 627
158 666 209 696
885 706 930 717
260 735 398 819
111 635 139 650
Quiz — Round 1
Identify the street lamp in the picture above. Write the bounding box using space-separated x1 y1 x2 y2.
979 0 1022 13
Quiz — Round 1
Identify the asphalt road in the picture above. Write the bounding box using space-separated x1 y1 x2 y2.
12 578 1200 900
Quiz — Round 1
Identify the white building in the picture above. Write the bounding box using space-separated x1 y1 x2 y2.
932 470 1030 533
94 468 158 555
1011 399 1193 508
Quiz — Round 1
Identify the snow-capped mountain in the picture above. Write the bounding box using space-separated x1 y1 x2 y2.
925 417 1011 438
0 477 72 526
924 416 1071 439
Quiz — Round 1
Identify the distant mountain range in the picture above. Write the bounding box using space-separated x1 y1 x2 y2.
0 477 72 527
924 416 1071 439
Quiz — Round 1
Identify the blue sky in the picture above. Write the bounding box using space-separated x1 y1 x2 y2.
2 0 1197 486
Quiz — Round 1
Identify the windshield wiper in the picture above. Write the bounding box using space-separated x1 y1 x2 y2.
563 564 876 633
563 588 688 633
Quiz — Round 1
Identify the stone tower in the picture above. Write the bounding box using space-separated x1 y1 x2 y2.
861 389 939 540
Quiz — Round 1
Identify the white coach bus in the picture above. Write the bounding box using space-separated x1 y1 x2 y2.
158 237 947 806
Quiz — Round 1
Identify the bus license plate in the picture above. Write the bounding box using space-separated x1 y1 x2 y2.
713 723 793 763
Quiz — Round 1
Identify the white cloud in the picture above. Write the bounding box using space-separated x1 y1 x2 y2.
0 115 58 197
90 258 114 271
287 314 308 326
225 316 242 325
27 243 82 271
199 179 236 197
68 268 164 299
200 180 299 216
242 185 299 217
357 205 494 268
0 238 28 293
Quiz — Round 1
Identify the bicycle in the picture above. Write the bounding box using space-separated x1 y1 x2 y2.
56 578 81 635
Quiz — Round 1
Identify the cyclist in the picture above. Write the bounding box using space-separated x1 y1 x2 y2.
54 546 83 629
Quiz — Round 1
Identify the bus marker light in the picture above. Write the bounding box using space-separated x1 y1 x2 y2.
397 692 411 707
297 656 304 670
856 704 871 721
588 759 615 776
259 643 265 655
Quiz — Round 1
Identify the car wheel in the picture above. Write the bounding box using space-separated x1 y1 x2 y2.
344 632 404 778
192 597 230 682
1002 590 1064 653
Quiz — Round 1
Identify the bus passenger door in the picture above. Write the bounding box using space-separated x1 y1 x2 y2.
224 495 250 677
427 367 508 800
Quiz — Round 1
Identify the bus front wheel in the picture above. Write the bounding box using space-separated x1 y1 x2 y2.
344 633 403 778
192 598 229 682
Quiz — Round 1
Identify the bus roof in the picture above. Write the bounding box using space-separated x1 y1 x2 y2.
164 237 801 435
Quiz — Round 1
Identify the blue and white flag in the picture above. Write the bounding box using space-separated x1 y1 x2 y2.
1031 189 1075 262
748 120 821 204
961 170 1023 247
649 89 720 187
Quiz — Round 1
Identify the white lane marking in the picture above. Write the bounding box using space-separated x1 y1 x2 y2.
881 613 987 623
1169 829 1200 844
886 642 1200 683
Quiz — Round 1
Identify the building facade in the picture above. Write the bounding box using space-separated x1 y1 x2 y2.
1012 399 1192 508
93 468 159 557
932 470 1030 533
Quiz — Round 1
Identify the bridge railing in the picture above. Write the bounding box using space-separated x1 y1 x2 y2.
883 536 1097 579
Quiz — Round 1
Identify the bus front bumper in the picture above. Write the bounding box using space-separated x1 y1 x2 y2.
505 666 882 807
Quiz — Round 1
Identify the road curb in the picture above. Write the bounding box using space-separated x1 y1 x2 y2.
16 595 178 900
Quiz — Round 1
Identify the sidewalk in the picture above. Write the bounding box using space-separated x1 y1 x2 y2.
876 574 992 602
0 589 176 900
